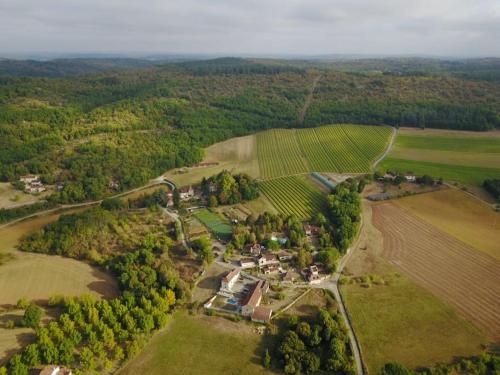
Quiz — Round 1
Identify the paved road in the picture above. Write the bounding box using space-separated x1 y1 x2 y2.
314 220 366 375
160 207 188 249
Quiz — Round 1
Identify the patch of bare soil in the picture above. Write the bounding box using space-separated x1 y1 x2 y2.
372 202 500 341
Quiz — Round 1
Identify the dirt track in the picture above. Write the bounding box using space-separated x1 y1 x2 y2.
372 202 500 341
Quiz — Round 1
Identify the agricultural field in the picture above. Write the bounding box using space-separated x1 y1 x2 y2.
257 124 392 179
193 209 233 240
259 175 327 219
393 189 500 260
163 134 259 187
117 311 274 375
381 128 500 185
372 201 500 341
341 200 491 373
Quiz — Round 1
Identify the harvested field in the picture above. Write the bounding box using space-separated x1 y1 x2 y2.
394 189 500 260
372 202 500 340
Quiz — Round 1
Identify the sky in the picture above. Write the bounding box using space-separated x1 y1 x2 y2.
0 0 499 58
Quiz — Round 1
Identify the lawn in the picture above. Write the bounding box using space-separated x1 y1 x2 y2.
193 209 233 240
393 189 500 260
117 312 274 375
342 274 489 374
259 175 327 219
381 129 500 185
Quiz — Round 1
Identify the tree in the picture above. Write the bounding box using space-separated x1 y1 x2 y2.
22 304 42 328
263 349 271 368
379 362 413 375
8 354 28 375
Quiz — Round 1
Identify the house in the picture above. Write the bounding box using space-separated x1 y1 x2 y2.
306 265 321 284
179 186 194 200
257 254 278 267
262 263 279 275
404 173 416 182
239 257 256 269
251 306 273 324
221 268 240 291
19 174 39 184
382 173 396 181
245 243 262 256
25 185 46 194
278 251 293 262
304 225 320 237
108 180 119 190
39 366 72 375
241 280 268 316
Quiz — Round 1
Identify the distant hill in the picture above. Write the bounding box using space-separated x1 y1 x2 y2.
0 58 158 77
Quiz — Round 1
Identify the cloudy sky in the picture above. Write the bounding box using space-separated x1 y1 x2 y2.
0 0 499 57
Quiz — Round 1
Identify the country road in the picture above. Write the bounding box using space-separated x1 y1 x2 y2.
0 177 176 230
314 218 366 375
372 126 398 170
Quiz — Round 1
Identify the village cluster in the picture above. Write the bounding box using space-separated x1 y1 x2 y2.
204 224 328 324
19 174 46 194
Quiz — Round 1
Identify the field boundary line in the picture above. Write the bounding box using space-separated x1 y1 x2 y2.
372 126 397 171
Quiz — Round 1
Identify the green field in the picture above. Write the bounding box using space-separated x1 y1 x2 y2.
342 274 489 374
259 175 327 219
381 130 500 185
117 312 273 375
257 124 392 179
193 209 233 240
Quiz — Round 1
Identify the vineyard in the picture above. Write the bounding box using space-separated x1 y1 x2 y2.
259 175 327 219
256 124 392 179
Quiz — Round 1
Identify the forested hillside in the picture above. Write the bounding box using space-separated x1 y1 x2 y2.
1 57 499 204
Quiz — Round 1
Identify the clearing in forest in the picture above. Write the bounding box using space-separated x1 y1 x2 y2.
257 124 392 179
372 202 500 341
259 175 327 219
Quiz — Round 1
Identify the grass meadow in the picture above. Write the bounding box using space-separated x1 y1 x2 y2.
117 311 274 375
381 129 500 185
193 209 233 240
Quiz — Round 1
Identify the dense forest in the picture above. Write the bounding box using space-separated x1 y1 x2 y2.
1 57 499 207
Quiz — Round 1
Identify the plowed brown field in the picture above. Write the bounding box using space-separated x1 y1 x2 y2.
372 202 500 341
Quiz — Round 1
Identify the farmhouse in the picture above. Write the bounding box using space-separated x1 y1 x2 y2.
239 257 256 268
258 254 279 267
251 306 272 324
241 280 270 316
245 243 262 256
404 173 416 182
19 174 39 184
221 268 240 291
262 263 279 275
305 265 322 284
304 225 320 236
179 186 194 200
39 366 73 375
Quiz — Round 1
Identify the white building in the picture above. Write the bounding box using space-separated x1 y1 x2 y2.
257 254 279 267
221 268 240 291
